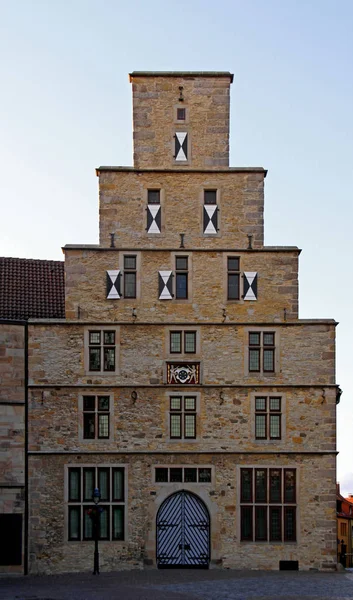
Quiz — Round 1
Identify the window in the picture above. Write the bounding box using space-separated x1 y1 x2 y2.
83 396 110 439
177 108 186 120
155 467 211 483
67 466 125 541
123 255 136 298
255 397 281 440
146 190 161 234
170 330 196 354
341 522 347 536
203 190 218 235
175 256 188 299
174 132 188 161
249 332 275 373
170 395 196 439
240 468 296 542
147 189 160 204
88 330 116 372
227 257 240 300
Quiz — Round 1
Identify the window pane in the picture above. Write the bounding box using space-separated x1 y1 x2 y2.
249 349 260 371
184 397 196 411
241 469 252 502
99 507 109 540
227 257 239 271
198 468 211 483
228 274 239 300
155 468 168 482
255 415 266 439
241 506 253 541
98 468 110 501
83 468 95 501
170 332 181 353
175 256 188 270
83 507 93 540
269 415 281 439
89 332 101 345
83 396 95 411
184 468 197 482
284 470 296 503
263 349 274 372
113 506 124 540
204 190 217 204
98 396 109 411
113 469 124 501
147 189 160 204
69 469 81 502
69 507 80 540
255 469 267 503
89 348 101 371
98 414 109 439
170 414 181 438
84 413 95 439
284 507 296 541
270 469 281 503
263 333 275 346
249 332 260 346
270 397 281 412
170 397 181 411
124 255 136 269
104 331 115 345
176 273 187 299
185 414 196 438
270 507 282 541
170 468 183 482
103 348 115 371
255 506 267 541
124 272 136 298
255 397 266 411
184 332 196 353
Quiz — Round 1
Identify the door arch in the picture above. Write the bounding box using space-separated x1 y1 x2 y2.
156 490 210 568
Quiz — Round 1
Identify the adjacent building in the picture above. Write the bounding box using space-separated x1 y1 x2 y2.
0 71 340 574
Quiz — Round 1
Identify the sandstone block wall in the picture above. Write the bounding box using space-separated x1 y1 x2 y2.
130 73 232 169
97 170 265 249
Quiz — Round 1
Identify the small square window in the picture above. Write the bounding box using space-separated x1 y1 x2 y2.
124 255 136 270
83 396 95 411
176 256 188 270
249 333 260 346
89 332 101 345
263 333 275 346
104 331 115 345
147 189 160 204
184 397 196 411
198 468 211 483
184 468 197 482
170 468 183 482
255 397 266 411
170 397 181 411
228 257 239 271
204 190 217 205
155 468 169 483
177 108 186 120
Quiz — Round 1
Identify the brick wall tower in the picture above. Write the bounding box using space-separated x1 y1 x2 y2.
26 72 338 573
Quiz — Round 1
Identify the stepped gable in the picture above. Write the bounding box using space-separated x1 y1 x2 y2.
0 256 65 319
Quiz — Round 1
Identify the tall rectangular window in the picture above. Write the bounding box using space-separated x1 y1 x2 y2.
227 257 240 300
67 467 125 541
83 396 110 439
170 395 196 439
249 332 276 374
203 190 218 235
240 468 297 543
175 256 188 299
88 330 116 372
170 330 196 354
123 255 137 298
255 397 281 440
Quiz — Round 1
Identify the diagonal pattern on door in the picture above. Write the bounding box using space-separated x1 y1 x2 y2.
156 491 210 568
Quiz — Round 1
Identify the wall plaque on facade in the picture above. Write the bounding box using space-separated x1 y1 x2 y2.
167 363 200 385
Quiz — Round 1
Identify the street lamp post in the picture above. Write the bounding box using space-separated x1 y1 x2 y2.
92 487 101 575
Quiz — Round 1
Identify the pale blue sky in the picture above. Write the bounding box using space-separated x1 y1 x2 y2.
1 0 352 491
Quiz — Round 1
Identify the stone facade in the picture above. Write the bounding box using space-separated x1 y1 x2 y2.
1 71 339 574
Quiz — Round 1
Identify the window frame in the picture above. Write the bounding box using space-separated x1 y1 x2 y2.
255 396 282 440
247 330 277 375
175 255 188 300
85 328 119 375
227 256 240 300
167 392 200 441
169 330 197 354
79 393 114 442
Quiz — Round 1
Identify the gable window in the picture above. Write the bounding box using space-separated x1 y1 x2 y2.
249 332 275 373
240 468 296 542
255 397 281 440
203 190 218 235
83 395 110 439
146 189 161 234
175 256 188 299
170 330 196 354
67 466 125 542
170 395 196 439
123 255 137 298
227 257 240 300
89 331 115 372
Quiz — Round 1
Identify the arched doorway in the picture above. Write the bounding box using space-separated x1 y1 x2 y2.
156 490 210 568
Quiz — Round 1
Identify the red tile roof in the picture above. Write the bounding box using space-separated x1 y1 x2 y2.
0 257 65 320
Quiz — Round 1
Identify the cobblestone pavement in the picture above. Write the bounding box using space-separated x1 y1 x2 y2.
1 570 353 600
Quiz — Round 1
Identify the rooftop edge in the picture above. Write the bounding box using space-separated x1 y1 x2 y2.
129 71 234 83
